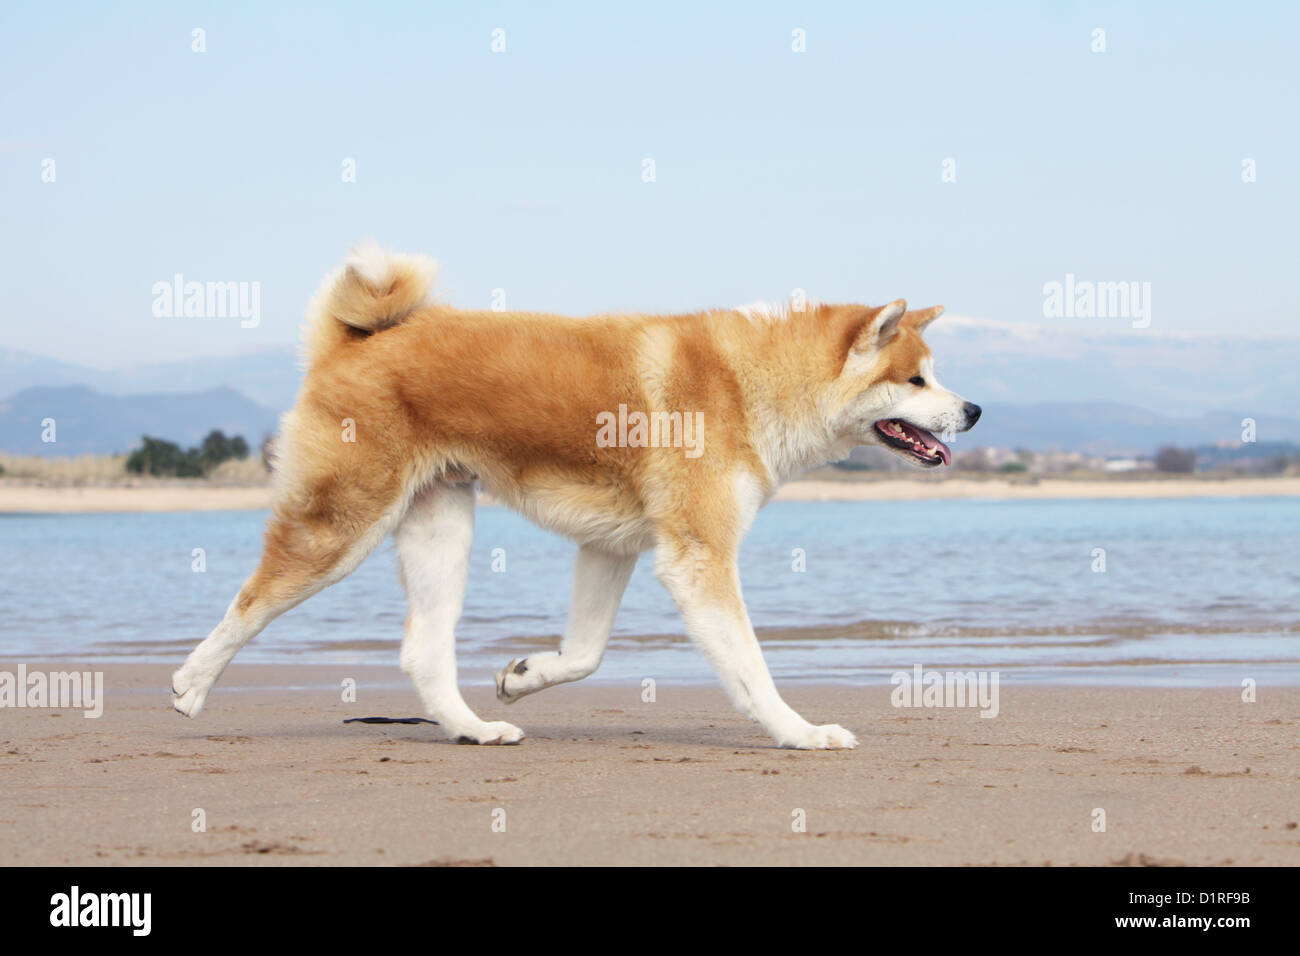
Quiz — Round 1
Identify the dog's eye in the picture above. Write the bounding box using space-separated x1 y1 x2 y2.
908 376 925 387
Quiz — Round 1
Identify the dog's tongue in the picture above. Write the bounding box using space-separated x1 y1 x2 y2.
900 422 951 465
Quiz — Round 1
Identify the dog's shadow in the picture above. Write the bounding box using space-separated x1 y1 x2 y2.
311 716 786 750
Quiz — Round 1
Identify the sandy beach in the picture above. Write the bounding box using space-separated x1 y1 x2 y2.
0 484 273 514
2 663 1295 866
2 476 1298 513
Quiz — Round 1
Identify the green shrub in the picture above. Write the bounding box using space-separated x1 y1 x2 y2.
125 430 250 477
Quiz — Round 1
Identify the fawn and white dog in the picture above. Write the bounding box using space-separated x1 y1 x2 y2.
172 242 980 749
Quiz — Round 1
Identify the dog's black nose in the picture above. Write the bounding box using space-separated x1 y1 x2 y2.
963 402 982 426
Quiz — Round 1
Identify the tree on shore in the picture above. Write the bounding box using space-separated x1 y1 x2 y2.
1154 445 1197 473
125 430 250 477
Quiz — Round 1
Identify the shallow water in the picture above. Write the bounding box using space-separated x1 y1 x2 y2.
1 497 1296 686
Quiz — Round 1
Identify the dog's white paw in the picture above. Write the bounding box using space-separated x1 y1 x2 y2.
494 658 530 704
453 720 525 746
170 669 211 718
782 723 858 750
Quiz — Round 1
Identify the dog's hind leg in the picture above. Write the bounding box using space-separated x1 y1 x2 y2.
494 546 636 703
396 482 523 745
172 502 400 718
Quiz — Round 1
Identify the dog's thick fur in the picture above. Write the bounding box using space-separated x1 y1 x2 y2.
172 242 979 749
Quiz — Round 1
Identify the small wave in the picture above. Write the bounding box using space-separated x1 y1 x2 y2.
747 618 1300 643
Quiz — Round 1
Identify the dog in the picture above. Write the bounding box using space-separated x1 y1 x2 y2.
172 242 980 749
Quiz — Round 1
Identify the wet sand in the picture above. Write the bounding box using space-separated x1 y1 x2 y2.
2 663 1296 866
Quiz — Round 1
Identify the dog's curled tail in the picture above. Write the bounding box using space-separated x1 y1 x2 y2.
302 239 438 366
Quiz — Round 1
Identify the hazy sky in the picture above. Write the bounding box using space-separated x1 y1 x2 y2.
2 1 1297 368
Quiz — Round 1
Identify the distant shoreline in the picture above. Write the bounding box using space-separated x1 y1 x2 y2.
773 476 1300 501
2 474 1298 513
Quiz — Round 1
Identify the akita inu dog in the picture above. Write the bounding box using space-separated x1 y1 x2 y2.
172 242 980 749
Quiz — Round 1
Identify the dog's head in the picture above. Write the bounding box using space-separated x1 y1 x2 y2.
829 300 980 468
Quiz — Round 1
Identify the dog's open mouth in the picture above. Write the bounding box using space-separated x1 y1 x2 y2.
874 419 952 466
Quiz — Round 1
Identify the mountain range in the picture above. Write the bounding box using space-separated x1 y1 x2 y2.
0 347 302 413
926 316 1299 420
0 386 281 457
944 402 1300 456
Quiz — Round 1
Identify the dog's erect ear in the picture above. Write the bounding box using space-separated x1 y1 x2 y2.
902 305 944 333
849 299 907 354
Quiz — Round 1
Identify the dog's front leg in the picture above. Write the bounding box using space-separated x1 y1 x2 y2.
654 543 857 750
496 545 637 703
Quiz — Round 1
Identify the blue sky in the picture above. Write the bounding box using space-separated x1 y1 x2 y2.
2 0 1297 367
